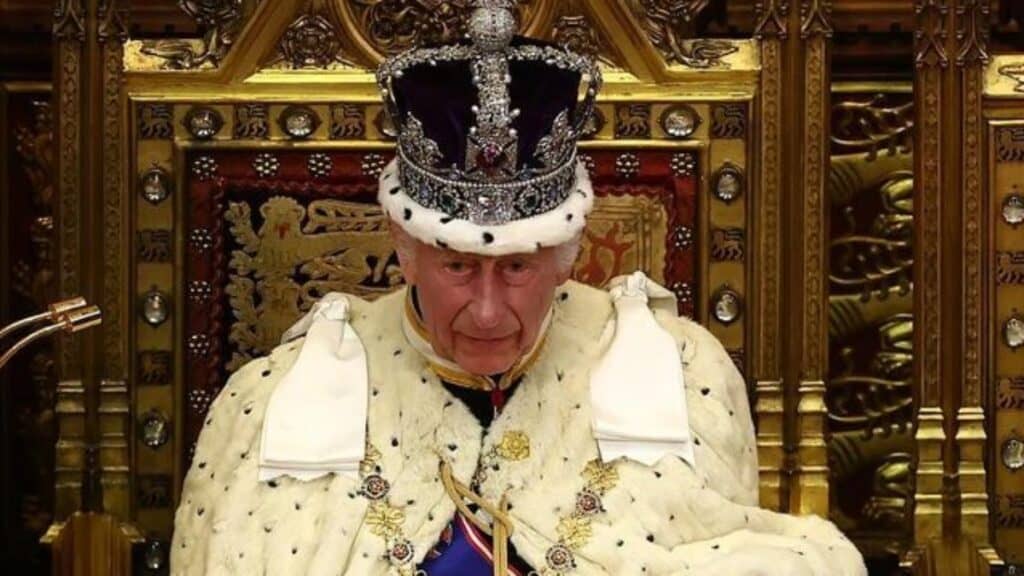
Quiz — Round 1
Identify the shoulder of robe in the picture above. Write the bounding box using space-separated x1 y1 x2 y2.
553 280 615 340
208 288 399 422
170 291 401 570
180 290 396 484
652 309 759 506
171 290 403 573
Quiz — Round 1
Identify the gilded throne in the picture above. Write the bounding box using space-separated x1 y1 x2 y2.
3 0 1024 574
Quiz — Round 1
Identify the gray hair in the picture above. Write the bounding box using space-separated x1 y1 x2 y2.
391 223 581 278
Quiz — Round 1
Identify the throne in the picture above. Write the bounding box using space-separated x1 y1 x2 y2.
46 2 758 573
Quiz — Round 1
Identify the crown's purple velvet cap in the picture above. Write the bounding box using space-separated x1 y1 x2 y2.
391 37 583 172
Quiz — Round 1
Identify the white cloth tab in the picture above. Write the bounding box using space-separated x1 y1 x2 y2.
258 293 368 482
590 271 696 467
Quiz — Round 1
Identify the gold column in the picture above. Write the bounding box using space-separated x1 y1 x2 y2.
788 0 832 517
51 0 132 521
53 0 88 519
909 0 949 564
905 0 1007 572
753 0 788 513
953 0 998 568
96 0 131 523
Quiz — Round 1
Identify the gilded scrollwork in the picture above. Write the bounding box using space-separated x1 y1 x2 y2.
831 94 913 160
829 161 913 297
138 0 258 69
827 90 915 545
553 14 598 58
346 0 532 57
548 1 622 68
998 62 1024 94
625 0 738 68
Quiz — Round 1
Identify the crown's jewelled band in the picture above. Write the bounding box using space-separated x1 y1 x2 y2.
396 146 580 226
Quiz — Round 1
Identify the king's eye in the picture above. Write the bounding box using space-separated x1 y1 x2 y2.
444 261 473 275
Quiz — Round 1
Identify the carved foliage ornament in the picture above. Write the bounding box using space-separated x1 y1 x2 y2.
754 0 789 39
799 0 833 39
999 63 1024 94
280 12 342 69
54 0 86 41
955 0 990 67
627 0 737 68
350 0 530 57
915 0 949 69
553 14 600 59
831 94 913 159
140 0 246 69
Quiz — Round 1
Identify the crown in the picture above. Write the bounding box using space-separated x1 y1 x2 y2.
376 1 602 227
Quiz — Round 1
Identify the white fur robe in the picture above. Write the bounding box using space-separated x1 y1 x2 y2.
171 281 867 575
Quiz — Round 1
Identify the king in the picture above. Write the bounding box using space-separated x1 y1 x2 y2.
171 2 867 574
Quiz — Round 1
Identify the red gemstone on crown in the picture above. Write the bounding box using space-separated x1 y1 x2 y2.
480 142 504 167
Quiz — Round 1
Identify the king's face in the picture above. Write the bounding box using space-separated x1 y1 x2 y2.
401 238 565 376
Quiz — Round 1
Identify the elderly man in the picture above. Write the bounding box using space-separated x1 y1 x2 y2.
171 2 866 575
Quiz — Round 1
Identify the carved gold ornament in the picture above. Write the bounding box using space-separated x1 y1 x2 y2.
366 502 406 538
581 460 619 493
555 516 593 549
495 430 531 461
